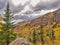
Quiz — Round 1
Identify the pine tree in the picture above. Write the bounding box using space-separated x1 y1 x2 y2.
38 25 45 45
0 3 16 45
47 22 56 45
49 28 55 45
32 29 37 45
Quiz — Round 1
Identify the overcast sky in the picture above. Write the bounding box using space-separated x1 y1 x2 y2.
0 0 60 23
0 0 60 14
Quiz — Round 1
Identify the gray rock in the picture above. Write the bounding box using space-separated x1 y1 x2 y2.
9 38 34 45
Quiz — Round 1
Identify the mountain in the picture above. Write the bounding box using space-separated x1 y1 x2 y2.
31 8 60 25
13 9 55 24
14 8 60 31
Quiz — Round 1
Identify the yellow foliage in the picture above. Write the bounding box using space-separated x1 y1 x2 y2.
54 27 60 37
13 31 18 34
0 24 2 28
20 22 31 26
0 16 2 21
14 22 60 45
0 29 2 32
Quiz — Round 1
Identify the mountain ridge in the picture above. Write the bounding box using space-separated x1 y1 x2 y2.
15 8 60 31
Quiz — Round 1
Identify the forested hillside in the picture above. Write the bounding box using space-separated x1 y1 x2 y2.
14 8 60 45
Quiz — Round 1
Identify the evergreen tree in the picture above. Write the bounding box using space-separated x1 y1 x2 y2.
47 23 56 45
51 29 55 40
32 29 37 45
49 29 55 45
38 25 45 45
0 3 16 45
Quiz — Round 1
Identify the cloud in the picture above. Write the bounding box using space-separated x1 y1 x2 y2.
0 0 60 13
12 0 29 6
0 0 7 10
11 0 60 14
33 0 60 11
10 0 31 13
0 0 60 16
1 0 60 23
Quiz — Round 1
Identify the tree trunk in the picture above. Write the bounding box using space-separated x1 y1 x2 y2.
6 37 9 45
52 40 54 45
41 43 44 45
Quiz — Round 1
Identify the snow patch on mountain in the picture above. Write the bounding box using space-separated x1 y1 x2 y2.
13 9 56 24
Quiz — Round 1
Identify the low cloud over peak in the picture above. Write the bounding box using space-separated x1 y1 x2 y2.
33 0 60 11
0 0 60 23
0 0 60 13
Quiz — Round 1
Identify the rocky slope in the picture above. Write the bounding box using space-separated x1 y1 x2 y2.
15 8 60 30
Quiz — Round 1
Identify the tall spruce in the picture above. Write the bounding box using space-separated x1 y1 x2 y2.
47 22 57 45
32 29 37 45
1 3 16 45
38 25 45 45
50 29 55 45
50 25 56 45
